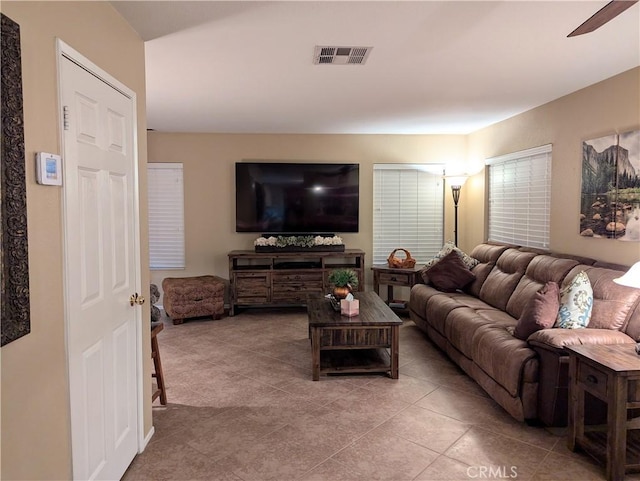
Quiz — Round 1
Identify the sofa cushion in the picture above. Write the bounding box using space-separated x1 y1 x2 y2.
513 282 560 340
472 324 538 397
555 271 592 329
465 244 510 297
447 293 500 311
505 255 579 319
425 251 476 292
528 328 634 353
444 309 495 359
479 249 537 311
410 284 440 311
425 294 465 336
475 308 518 327
418 290 500 338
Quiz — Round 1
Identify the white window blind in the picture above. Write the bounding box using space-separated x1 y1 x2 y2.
147 163 185 269
486 145 552 249
373 164 444 265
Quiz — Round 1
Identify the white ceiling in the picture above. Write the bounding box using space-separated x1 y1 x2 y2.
112 1 640 134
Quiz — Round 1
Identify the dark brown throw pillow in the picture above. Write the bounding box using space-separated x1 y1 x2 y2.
419 266 431 285
513 281 560 340
426 251 476 292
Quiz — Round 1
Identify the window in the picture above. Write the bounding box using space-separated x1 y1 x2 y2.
486 145 552 249
373 164 444 264
147 163 185 269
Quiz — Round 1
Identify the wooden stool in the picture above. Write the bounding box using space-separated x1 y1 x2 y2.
151 322 167 405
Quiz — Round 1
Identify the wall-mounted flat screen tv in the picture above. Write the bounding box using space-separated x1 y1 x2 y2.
235 162 359 234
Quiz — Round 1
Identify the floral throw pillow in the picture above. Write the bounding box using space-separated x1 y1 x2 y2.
423 241 480 271
555 271 593 329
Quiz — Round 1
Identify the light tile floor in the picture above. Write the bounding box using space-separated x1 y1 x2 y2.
123 308 635 481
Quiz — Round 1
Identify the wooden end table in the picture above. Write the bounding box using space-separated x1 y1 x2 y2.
306 292 402 381
371 264 422 312
567 343 640 481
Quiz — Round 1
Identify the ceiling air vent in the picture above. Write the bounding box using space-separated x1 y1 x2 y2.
313 46 372 65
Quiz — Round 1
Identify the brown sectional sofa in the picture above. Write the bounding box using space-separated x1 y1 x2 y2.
409 243 640 426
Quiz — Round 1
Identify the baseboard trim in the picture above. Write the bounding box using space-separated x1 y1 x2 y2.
141 426 155 452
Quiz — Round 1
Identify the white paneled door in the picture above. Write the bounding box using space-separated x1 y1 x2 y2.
60 49 141 481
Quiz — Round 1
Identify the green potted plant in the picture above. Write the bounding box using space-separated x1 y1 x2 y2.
328 269 359 299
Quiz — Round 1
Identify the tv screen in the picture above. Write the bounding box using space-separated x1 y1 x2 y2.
236 162 359 234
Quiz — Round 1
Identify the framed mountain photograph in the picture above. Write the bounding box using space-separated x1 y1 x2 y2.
580 130 640 241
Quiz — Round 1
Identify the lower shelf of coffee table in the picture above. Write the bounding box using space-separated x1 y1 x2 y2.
320 348 391 376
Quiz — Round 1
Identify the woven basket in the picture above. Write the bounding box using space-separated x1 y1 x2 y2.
387 248 417 269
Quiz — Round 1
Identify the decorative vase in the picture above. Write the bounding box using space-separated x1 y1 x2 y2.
332 286 351 300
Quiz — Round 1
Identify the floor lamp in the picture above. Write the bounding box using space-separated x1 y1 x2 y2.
447 176 468 246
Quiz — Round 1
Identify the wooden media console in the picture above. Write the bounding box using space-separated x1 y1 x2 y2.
228 249 365 316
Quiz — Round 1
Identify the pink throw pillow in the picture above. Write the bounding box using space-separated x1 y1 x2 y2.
513 281 560 340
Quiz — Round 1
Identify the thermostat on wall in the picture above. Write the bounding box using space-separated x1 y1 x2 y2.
36 152 62 186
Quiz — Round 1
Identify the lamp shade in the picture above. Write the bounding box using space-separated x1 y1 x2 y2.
447 175 468 188
614 261 640 289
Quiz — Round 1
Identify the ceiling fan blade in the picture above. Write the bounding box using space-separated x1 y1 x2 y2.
568 0 638 37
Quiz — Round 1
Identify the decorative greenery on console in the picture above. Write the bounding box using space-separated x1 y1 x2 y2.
254 235 344 250
254 235 344 247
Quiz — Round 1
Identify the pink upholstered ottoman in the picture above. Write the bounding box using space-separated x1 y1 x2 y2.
162 275 225 325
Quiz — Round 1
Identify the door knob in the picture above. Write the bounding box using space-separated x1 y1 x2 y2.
129 293 146 306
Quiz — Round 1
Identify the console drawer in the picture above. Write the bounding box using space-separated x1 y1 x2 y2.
577 362 607 400
273 272 323 298
236 295 270 305
272 274 323 303
272 289 323 304
236 272 270 288
378 272 410 286
272 272 323 283
235 272 270 302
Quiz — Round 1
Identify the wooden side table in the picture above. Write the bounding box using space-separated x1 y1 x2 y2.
567 344 640 481
372 265 421 311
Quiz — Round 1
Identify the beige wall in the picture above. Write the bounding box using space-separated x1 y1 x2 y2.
148 133 467 294
466 67 640 266
149 68 640 300
0 2 149 480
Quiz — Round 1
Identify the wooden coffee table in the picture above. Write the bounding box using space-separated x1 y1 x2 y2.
307 291 402 381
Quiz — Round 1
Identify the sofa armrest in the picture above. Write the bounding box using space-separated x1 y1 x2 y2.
528 328 635 354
